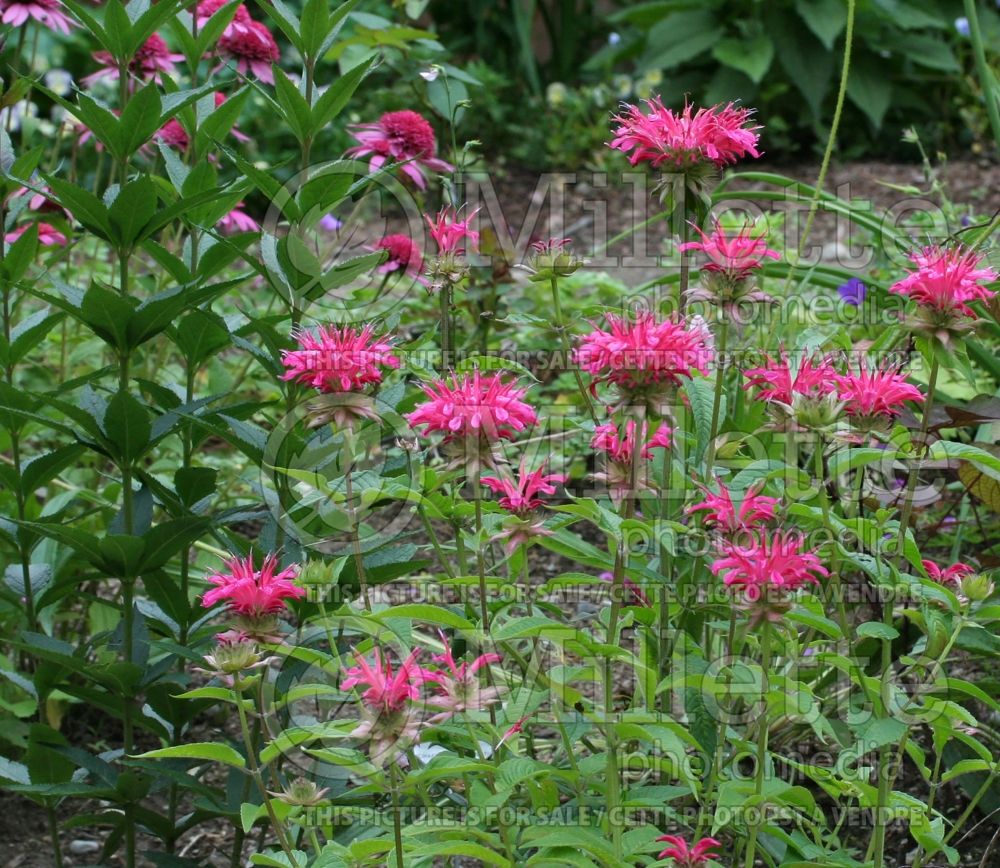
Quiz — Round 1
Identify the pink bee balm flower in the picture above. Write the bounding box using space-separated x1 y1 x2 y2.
591 419 672 464
375 233 424 277
686 480 778 534
679 219 779 280
406 371 537 443
922 560 975 584
481 460 566 515
0 0 75 34
425 206 480 255
5 222 67 247
575 311 712 396
419 632 503 722
743 352 838 406
202 553 305 617
835 360 924 421
610 97 761 170
218 19 280 84
346 110 454 190
341 648 422 714
83 33 183 85
217 206 259 234
656 835 722 867
889 245 997 319
710 532 828 597
280 324 399 393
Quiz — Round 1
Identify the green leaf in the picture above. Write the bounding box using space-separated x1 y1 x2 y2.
0 221 38 284
377 604 473 630
108 175 159 250
80 284 135 349
133 742 246 768
712 34 774 84
272 66 313 144
104 390 152 464
794 0 846 49
45 176 112 239
119 83 163 157
640 9 722 70
857 622 899 641
847 55 893 129
310 56 372 133
127 286 187 348
765 8 833 119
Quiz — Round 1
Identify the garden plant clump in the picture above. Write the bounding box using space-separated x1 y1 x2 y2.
0 2 998 868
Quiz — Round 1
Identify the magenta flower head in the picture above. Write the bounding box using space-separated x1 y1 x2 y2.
711 532 827 624
481 459 566 551
526 237 583 280
419 631 503 723
281 324 400 428
423 206 480 291
217 20 280 84
834 358 924 432
610 97 761 190
406 371 538 471
575 311 713 411
686 480 778 536
743 351 841 431
5 222 67 247
202 553 304 637
922 559 975 584
281 324 399 394
680 220 779 312
217 205 259 234
889 245 997 339
346 109 455 190
374 233 425 280
341 647 424 761
590 419 672 506
83 33 183 86
0 0 76 34
655 835 722 867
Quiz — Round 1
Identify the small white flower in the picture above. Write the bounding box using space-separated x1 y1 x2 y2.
420 66 441 82
44 69 74 96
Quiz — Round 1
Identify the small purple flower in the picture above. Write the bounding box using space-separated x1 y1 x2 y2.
955 16 970 37
961 214 972 227
320 213 342 232
837 277 866 306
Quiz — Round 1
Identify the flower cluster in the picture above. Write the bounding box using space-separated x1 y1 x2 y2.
347 109 455 189
575 311 713 408
686 480 778 536
280 325 399 394
609 98 761 172
482 460 566 551
656 835 721 867
681 220 780 310
590 419 672 505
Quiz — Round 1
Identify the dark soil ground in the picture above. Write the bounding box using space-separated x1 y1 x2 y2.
3 159 999 867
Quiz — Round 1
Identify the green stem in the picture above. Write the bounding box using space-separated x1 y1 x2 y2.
343 430 371 611
439 281 452 371
46 803 63 868
964 0 1000 150
235 685 298 864
550 275 598 424
389 762 405 868
873 355 940 867
704 317 730 476
744 620 773 868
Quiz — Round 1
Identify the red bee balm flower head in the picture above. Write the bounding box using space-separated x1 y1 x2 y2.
656 835 722 867
280 324 399 394
743 351 842 431
375 234 424 277
0 0 76 34
680 220 779 280
406 371 537 443
84 33 183 85
890 245 997 337
481 459 565 515
575 311 712 409
610 97 761 172
481 460 566 552
425 206 480 256
346 110 455 190
711 532 827 623
419 632 503 723
922 560 975 584
835 359 924 430
202 553 305 620
590 419 672 506
680 219 779 310
218 20 280 84
341 648 424 762
341 648 422 714
686 480 778 535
